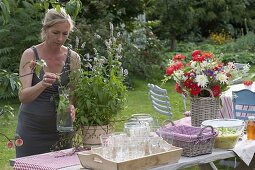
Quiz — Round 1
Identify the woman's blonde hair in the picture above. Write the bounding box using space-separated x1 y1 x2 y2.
41 7 74 40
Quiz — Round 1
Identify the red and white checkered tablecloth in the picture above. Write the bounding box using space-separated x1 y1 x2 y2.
13 148 81 170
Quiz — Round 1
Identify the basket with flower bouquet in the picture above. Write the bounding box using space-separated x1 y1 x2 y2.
163 50 250 126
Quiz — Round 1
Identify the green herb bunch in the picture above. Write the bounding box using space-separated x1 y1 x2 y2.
74 22 128 126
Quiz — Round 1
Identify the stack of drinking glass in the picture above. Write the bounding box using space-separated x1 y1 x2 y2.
92 121 173 162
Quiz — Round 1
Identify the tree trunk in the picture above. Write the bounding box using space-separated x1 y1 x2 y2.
170 37 177 51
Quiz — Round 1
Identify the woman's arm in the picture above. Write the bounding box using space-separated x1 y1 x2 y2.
18 49 58 103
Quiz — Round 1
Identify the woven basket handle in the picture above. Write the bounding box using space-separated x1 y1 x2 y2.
198 125 215 137
200 88 215 98
162 119 175 126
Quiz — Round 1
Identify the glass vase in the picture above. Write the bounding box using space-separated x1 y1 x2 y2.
56 87 74 132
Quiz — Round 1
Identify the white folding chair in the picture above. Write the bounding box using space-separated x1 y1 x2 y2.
148 83 172 120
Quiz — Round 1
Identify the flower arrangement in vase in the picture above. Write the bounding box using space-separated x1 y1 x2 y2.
163 50 250 126
163 50 250 97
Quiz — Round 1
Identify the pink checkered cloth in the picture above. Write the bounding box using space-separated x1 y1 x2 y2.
13 148 81 170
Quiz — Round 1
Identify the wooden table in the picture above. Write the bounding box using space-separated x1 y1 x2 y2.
10 148 255 170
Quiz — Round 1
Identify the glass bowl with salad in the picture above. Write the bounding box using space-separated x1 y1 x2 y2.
201 119 245 149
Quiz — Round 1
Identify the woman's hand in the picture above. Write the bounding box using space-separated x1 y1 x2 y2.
41 72 58 88
68 105 76 122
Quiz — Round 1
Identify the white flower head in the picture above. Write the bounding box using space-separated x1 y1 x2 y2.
75 36 79 49
190 61 197 68
84 63 93 69
173 70 185 82
195 74 209 88
81 42 86 49
93 48 99 58
94 33 101 39
109 22 114 37
115 54 122 60
200 60 209 68
227 62 235 69
117 32 121 38
123 69 128 76
117 44 122 53
216 72 228 84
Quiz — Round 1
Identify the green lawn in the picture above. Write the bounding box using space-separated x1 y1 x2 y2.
0 99 19 169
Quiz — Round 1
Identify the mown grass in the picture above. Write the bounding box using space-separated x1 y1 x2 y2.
0 99 19 169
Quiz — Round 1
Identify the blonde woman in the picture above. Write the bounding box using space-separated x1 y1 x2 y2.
16 8 80 157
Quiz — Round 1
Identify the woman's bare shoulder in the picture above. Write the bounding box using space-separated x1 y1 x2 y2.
21 47 36 61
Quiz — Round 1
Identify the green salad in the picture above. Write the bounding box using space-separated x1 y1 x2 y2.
214 127 240 149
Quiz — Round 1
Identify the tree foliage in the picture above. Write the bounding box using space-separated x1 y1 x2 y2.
149 0 255 50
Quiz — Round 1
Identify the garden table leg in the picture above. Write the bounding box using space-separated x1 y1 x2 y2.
234 153 255 170
199 162 218 170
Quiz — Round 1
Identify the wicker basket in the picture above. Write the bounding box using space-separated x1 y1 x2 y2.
158 124 218 157
190 89 220 127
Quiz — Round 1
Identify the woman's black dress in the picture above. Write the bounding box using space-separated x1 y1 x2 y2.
16 46 72 158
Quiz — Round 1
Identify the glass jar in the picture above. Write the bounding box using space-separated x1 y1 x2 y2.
128 114 154 127
124 122 149 137
247 116 255 140
56 87 73 132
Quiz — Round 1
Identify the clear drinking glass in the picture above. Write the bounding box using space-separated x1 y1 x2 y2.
99 134 113 160
56 87 73 132
111 132 128 162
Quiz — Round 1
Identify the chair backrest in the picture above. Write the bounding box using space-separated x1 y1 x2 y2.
234 63 247 70
231 63 248 84
232 89 255 120
148 83 172 119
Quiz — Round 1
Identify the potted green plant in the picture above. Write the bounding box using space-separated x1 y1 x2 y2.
73 23 127 145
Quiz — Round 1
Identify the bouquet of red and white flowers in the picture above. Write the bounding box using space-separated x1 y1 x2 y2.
163 50 250 97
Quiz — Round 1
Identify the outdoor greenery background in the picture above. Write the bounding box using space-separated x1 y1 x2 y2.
1 0 255 169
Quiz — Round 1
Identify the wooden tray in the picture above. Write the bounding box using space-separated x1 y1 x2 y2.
77 145 183 170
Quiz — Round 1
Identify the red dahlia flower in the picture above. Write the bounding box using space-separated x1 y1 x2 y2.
211 85 221 97
175 83 182 93
192 50 201 57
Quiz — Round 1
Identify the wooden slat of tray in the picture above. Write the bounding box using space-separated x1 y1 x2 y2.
77 146 183 170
